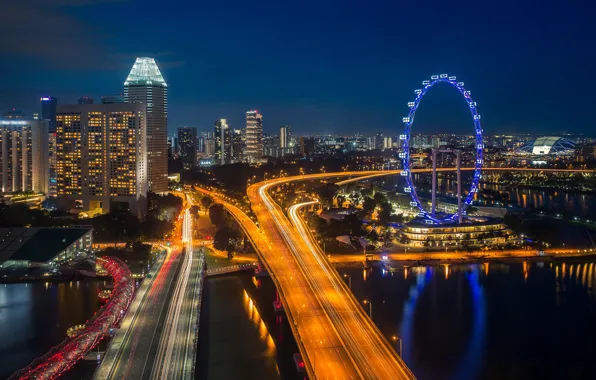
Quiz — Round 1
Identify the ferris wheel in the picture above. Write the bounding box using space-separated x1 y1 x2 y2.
399 74 484 223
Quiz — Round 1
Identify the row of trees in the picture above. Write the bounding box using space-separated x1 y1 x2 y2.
208 202 244 259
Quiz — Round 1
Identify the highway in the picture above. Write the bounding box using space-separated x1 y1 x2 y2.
198 170 417 379
95 206 203 380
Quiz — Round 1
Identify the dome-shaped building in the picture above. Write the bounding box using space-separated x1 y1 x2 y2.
516 136 576 156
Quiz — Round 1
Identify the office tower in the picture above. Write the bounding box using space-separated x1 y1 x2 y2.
3 109 24 119
178 127 197 170
0 118 49 194
102 95 125 104
280 125 291 149
383 136 393 150
374 132 384 150
77 96 94 105
33 113 39 120
55 104 148 218
231 129 243 162
262 134 279 157
124 57 168 193
299 136 315 157
41 97 58 133
214 119 231 165
244 110 263 163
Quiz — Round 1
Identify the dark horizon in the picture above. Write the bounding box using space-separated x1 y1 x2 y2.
1 0 593 137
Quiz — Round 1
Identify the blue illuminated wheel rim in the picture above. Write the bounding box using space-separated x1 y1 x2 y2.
399 74 484 223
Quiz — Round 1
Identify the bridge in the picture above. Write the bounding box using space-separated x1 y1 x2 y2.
198 170 417 379
205 263 258 277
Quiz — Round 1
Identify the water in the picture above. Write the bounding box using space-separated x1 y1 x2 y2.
0 280 106 379
196 273 302 380
407 173 596 219
343 260 596 380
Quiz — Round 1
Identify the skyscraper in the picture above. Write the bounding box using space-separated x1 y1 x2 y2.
244 110 263 163
0 118 49 194
231 129 243 162
41 97 58 197
77 96 94 105
124 57 168 193
41 97 57 133
178 126 197 170
55 104 147 218
214 119 231 165
280 125 291 149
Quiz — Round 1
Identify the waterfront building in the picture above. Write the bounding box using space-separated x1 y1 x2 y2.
55 104 147 218
124 57 168 193
0 227 93 270
0 118 49 195
178 127 197 169
244 110 263 163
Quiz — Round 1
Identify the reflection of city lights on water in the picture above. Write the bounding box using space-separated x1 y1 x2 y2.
444 264 449 280
404 267 408 280
483 262 489 276
523 261 529 281
243 290 276 354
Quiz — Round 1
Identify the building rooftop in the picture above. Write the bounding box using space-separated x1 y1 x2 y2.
0 228 91 263
124 57 167 87
516 136 576 156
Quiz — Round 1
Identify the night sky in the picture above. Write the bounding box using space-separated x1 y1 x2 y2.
1 0 593 136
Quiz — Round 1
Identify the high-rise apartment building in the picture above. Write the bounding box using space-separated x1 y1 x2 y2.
244 110 263 163
55 104 147 218
214 119 231 165
383 136 393 150
178 126 197 170
0 119 49 194
124 57 168 193
299 136 315 157
77 97 94 105
280 125 291 149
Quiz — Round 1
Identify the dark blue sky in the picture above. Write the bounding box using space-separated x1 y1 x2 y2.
1 0 593 136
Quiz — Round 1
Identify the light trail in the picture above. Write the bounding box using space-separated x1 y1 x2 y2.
10 257 134 380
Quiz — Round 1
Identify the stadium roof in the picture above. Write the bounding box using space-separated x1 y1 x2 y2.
516 136 576 156
0 228 91 263
124 57 167 87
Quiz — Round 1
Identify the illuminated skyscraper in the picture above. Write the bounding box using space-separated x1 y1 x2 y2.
55 104 147 218
231 129 243 162
41 96 58 197
280 125 291 149
244 110 263 163
41 97 57 133
0 118 49 194
178 126 197 170
214 119 231 165
124 57 168 193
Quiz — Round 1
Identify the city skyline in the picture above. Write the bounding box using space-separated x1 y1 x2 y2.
1 0 593 136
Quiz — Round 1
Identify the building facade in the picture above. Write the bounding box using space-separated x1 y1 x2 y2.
244 110 263 163
214 119 231 165
124 58 168 193
0 119 49 194
55 104 147 218
178 127 197 170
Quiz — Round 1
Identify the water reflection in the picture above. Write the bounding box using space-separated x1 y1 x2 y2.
243 289 276 356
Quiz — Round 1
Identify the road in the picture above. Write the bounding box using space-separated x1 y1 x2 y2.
95 206 203 380
198 170 417 379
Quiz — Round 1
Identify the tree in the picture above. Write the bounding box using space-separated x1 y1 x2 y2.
378 202 393 225
361 197 376 216
200 196 213 211
367 229 379 242
190 205 200 219
342 213 364 236
373 192 386 205
336 195 346 208
208 203 226 227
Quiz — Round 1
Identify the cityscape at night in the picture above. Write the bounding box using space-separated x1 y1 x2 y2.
1 1 595 379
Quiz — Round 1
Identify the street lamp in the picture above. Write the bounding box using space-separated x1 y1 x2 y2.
343 273 351 290
363 299 372 319
392 335 403 357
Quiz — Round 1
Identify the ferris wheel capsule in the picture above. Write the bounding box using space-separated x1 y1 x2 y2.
440 74 448 78
414 89 422 95
448 76 457 81
457 82 465 87
402 117 410 123
422 80 430 85
431 75 439 80
408 101 415 108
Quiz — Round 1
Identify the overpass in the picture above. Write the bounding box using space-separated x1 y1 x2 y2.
198 170 417 379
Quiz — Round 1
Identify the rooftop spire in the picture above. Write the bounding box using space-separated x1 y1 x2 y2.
124 57 167 87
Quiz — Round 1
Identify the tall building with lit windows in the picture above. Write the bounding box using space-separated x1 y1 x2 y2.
0 118 49 194
178 126 197 169
124 57 168 193
214 119 231 165
244 110 263 163
55 104 147 218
